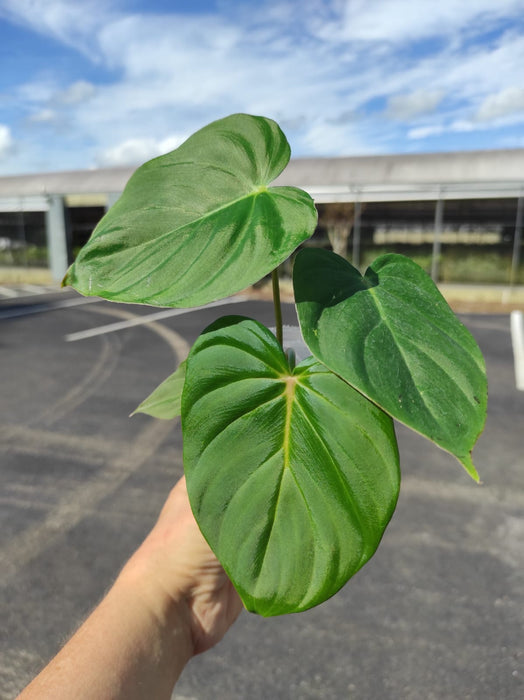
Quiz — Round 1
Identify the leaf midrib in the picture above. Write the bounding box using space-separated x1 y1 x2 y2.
97 188 267 296
102 186 267 255
366 285 441 425
375 276 485 372
256 379 298 569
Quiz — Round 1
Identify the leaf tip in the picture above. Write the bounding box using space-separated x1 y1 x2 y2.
129 402 148 418
459 453 481 483
61 267 72 288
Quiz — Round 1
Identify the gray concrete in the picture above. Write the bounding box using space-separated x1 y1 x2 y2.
1 295 523 699
0 149 523 202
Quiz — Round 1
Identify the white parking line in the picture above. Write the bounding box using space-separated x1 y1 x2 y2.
19 284 52 294
510 310 524 391
0 295 100 320
0 285 20 298
65 295 249 342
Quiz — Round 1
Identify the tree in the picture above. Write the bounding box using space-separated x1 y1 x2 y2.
318 202 356 258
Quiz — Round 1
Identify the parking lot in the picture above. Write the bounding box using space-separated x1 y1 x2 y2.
1 290 523 699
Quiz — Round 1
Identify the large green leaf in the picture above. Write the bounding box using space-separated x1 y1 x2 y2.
63 114 317 307
182 316 400 616
293 249 487 480
131 361 186 419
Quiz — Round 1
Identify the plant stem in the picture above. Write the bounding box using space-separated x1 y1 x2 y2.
272 267 283 348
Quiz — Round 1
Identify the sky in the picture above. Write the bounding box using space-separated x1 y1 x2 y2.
1 0 524 175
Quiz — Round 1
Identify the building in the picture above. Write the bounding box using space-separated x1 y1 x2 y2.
0 149 523 285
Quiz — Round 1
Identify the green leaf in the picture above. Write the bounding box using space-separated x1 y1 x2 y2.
131 361 186 419
182 316 400 616
293 249 487 480
63 114 317 307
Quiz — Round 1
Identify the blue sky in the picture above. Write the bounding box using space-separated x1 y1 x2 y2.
1 0 524 174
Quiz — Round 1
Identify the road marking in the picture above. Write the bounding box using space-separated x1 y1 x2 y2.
510 310 524 390
0 283 64 300
19 283 52 294
65 295 249 342
0 424 122 462
1 419 176 583
462 317 510 333
84 303 191 362
33 333 122 428
0 285 20 298
0 295 100 319
2 302 190 582
27 302 191 428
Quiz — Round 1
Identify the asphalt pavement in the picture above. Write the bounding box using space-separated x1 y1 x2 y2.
1 291 523 700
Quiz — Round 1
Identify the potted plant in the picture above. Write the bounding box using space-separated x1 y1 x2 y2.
63 113 487 617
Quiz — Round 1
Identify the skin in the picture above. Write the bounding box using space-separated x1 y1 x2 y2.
17 476 243 700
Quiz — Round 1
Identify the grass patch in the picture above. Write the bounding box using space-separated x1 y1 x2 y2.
359 245 523 284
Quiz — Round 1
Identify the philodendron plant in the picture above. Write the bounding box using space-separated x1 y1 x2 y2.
63 113 487 617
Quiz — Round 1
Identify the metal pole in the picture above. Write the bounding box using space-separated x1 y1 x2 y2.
510 195 523 287
17 200 27 268
431 196 444 283
352 199 362 269
45 195 69 282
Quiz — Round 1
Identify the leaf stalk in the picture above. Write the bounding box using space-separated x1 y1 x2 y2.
272 267 283 348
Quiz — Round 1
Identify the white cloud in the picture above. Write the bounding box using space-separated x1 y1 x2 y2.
301 121 373 155
0 0 115 55
58 81 96 105
72 10 374 157
450 120 476 132
324 0 524 43
407 125 445 140
0 124 14 159
2 0 524 173
28 108 58 124
82 4 524 157
14 80 96 127
408 120 478 140
158 135 187 153
475 87 524 122
16 77 58 105
96 134 187 167
387 92 444 121
433 34 524 101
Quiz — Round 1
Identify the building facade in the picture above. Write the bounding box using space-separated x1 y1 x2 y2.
0 149 523 285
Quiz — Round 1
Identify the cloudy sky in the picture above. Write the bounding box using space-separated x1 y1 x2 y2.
1 0 523 175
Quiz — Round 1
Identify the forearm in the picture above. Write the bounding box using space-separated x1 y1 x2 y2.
17 477 242 699
17 562 193 700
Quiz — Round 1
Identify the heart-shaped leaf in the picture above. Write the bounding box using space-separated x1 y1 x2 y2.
131 360 186 419
182 316 400 616
63 114 317 307
293 249 487 480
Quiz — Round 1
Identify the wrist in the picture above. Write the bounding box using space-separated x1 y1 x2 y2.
115 548 195 665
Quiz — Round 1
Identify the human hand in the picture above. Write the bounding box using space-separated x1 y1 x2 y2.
121 476 243 656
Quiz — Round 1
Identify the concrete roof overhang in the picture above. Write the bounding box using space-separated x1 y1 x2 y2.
0 148 523 212
277 149 524 202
